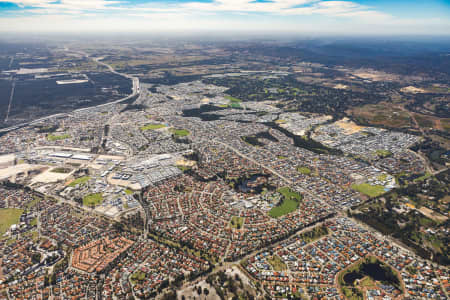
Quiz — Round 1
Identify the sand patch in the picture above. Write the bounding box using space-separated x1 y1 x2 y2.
334 84 348 89
419 207 448 223
176 159 196 167
31 167 73 184
401 86 427 94
335 118 365 135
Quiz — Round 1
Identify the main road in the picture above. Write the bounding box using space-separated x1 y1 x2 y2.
0 49 140 134
210 138 331 208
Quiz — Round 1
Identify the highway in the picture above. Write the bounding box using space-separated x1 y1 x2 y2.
0 50 140 134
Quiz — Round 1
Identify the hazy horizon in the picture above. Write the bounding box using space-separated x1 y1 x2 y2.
1 0 449 35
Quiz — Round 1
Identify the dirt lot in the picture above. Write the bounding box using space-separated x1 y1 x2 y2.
335 118 365 135
418 207 448 223
31 167 73 184
401 86 427 94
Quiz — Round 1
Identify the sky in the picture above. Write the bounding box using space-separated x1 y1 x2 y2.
0 0 449 35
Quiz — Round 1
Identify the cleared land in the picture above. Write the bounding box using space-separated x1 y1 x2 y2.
0 208 23 235
347 103 413 129
269 187 302 218
335 118 365 134
47 133 71 141
83 193 103 207
352 183 385 198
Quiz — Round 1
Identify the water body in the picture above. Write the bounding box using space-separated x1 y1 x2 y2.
235 174 272 194
237 174 263 193
343 260 399 287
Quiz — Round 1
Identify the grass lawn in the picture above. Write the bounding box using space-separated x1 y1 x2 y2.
225 95 242 103
377 174 388 181
297 166 312 175
269 187 302 218
177 165 192 172
351 183 386 198
413 172 432 183
124 189 134 195
299 225 329 243
170 128 190 137
26 196 41 210
30 217 37 226
267 255 287 271
0 208 24 235
51 167 72 174
359 276 375 288
375 149 392 158
47 133 71 141
68 176 90 187
140 123 166 131
230 216 244 229
278 187 302 201
130 270 146 284
230 102 241 109
83 193 103 207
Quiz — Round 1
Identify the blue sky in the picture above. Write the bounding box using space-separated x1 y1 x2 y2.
0 0 449 34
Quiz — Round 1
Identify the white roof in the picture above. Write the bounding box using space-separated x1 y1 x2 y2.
50 152 72 158
0 154 15 163
72 154 92 160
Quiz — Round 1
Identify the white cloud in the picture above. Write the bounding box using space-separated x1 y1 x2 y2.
1 0 122 10
0 0 449 34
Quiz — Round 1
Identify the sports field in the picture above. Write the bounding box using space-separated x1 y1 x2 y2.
83 193 103 207
0 208 24 235
170 128 190 137
68 176 90 187
140 124 166 131
269 187 302 218
351 183 385 198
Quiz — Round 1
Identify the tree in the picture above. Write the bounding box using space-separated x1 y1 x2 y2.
161 289 177 300
203 288 209 295
31 253 41 264
197 286 202 295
